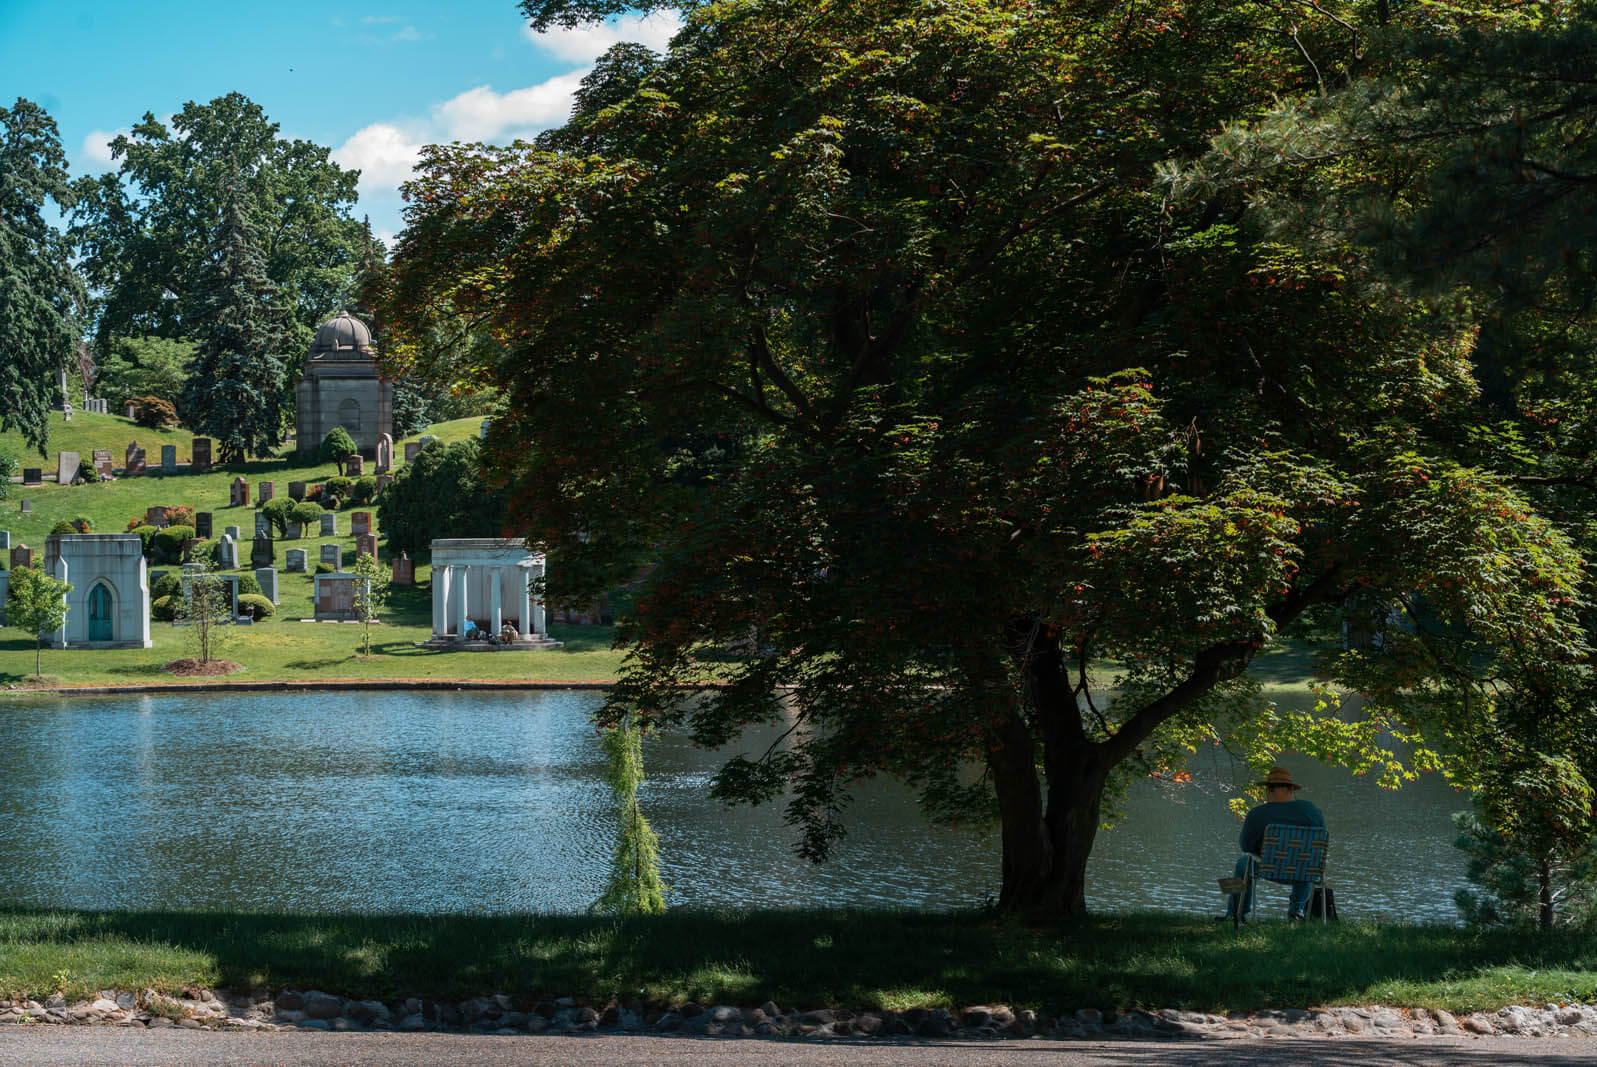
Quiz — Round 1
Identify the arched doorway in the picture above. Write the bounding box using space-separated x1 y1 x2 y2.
338 397 362 434
88 583 114 642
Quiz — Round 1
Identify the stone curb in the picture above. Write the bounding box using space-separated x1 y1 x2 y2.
2 990 1595 1041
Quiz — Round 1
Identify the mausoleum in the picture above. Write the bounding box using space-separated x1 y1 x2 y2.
423 539 561 649
295 311 392 458
43 534 152 648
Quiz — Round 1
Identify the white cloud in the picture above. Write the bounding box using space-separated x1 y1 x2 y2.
80 128 129 166
524 10 681 65
392 25 423 41
332 122 426 194
436 75 585 142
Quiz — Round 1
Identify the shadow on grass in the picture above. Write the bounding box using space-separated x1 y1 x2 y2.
3 909 1596 1014
282 657 353 670
546 625 617 653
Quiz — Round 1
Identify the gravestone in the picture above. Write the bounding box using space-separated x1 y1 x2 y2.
480 419 492 439
418 434 438 449
285 548 308 573
375 433 393 474
255 512 271 538
285 521 301 540
126 441 140 468
288 481 306 502
0 530 8 550
181 538 200 563
320 543 341 568
391 552 415 586
375 474 393 495
10 545 32 569
145 506 169 527
230 477 249 507
258 481 274 503
21 468 41 486
19 499 31 514
404 441 420 463
355 532 378 561
160 444 177 472
217 536 238 569
57 450 80 485
320 513 337 537
351 511 372 536
345 453 364 477
124 403 136 419
255 567 279 605
224 525 241 540
149 569 167 588
127 449 146 476
250 536 275 568
195 512 213 539
191 438 211 470
92 449 113 479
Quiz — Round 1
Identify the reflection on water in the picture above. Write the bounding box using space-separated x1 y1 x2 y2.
0 691 1467 919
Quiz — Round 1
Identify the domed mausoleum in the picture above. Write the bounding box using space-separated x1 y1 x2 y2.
295 312 393 457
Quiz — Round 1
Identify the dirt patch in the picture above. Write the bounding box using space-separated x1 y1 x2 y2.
7 675 65 690
163 659 244 677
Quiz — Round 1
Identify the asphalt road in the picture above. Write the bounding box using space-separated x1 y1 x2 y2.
3 1031 1597 1066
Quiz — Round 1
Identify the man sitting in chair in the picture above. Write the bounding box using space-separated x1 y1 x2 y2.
1220 766 1325 922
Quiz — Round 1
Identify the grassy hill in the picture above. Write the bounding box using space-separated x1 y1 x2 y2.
0 412 628 687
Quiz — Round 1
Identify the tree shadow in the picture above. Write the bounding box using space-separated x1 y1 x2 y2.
282 657 353 670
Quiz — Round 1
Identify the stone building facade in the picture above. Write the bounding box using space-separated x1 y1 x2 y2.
295 312 392 458
43 534 152 648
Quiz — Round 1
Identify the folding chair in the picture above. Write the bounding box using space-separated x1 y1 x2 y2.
1221 824 1330 930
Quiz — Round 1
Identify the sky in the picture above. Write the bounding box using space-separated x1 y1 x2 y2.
0 0 680 246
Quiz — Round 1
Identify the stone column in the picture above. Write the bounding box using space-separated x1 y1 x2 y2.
456 565 471 640
530 564 546 637
520 566 533 639
51 555 69 648
491 566 503 633
433 565 450 637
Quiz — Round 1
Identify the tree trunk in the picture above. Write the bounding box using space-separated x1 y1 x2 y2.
1539 858 1553 931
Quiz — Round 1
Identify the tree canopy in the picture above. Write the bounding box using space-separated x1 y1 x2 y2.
385 0 1590 915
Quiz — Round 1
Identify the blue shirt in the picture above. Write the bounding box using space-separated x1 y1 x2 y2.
1240 797 1325 854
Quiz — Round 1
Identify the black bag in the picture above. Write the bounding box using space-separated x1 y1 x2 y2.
1309 886 1338 920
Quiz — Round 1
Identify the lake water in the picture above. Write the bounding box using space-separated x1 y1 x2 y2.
0 690 1471 921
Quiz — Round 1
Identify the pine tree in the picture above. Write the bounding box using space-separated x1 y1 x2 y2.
180 170 293 462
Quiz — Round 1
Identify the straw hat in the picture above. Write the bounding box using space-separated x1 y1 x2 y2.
1255 766 1303 791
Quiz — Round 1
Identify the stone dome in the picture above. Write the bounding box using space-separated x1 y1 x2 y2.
309 311 373 358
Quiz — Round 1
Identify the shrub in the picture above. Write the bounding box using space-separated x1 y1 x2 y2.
322 493 345 512
315 562 335 574
261 497 294 536
128 395 179 429
290 501 323 527
168 505 195 527
151 594 177 621
70 516 92 533
237 573 263 598
130 524 159 557
150 572 183 601
236 593 275 620
351 475 377 505
320 427 358 473
152 524 196 562
50 520 75 536
326 476 354 499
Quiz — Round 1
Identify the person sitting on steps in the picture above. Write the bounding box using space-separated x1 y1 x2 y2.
1219 765 1325 922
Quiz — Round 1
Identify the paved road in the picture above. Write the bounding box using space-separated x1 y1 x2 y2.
3 1031 1596 1066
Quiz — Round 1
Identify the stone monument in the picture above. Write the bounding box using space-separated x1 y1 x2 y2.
256 567 279 605
294 311 392 459
57 450 80 485
320 513 337 537
259 481 274 503
92 450 113 479
320 543 341 568
285 548 308 573
250 536 275 568
375 433 393 474
191 438 211 469
230 477 249 507
160 444 177 472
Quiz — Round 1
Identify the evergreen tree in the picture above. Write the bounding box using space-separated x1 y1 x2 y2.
592 715 667 915
180 173 293 462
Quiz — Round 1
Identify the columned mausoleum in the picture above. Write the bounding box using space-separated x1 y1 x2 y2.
424 539 561 649
43 534 152 648
295 312 392 458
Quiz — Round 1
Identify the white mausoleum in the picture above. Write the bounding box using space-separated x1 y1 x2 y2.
43 534 152 648
425 539 560 648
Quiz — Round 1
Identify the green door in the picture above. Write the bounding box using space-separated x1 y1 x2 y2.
88 584 113 642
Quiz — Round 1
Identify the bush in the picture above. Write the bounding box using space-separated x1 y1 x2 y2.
236 593 275 620
379 438 505 554
315 561 335 574
128 395 179 429
153 525 196 562
320 427 358 472
290 501 323 527
70 516 92 533
322 493 345 512
151 572 183 601
169 505 195 527
351 475 377 505
50 520 75 536
151 594 177 621
326 476 354 499
261 496 295 536
130 524 159 558
237 573 263 598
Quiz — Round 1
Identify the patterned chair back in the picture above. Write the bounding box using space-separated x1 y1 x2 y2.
1257 824 1328 883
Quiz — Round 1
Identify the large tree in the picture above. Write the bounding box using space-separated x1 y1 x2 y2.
384 0 1585 915
0 98 85 454
69 92 366 353
179 174 294 462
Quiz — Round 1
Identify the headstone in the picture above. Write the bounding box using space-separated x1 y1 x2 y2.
345 453 364 477
149 569 167 587
288 481 306 502
480 419 492 439
126 441 140 468
375 433 393 473
57 450 80 485
404 441 420 463
285 548 308 573
254 513 271 538
418 434 439 449
376 474 393 495
255 567 279 605
191 438 211 470
285 521 301 540
391 552 415 585
0 570 9 623
21 468 41 486
320 513 337 537
224 525 241 540
351 511 372 536
19 499 30 514
160 444 177 472
124 403 136 419
0 530 8 550
92 449 113 479
355 532 378 561
195 512 213 539
250 537 275 568
146 505 169 527
258 481 274 503
217 536 238 569
10 545 32 569
320 543 341 568
127 449 146 476
181 538 200 563
230 477 247 507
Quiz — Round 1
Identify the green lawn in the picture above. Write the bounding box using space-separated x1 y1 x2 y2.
1 411 632 687
1 909 1593 1014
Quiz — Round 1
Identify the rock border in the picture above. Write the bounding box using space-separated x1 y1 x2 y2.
2 990 1595 1040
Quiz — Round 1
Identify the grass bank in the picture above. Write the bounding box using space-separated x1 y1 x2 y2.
1 909 1593 1015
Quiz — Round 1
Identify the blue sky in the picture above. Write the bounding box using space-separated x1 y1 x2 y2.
0 0 678 245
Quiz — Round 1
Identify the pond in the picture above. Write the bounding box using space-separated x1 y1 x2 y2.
0 690 1471 921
